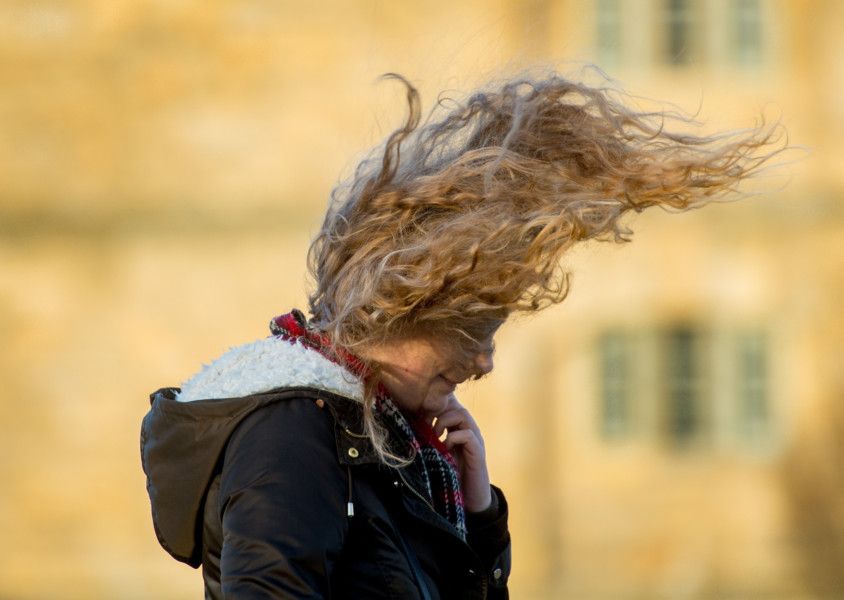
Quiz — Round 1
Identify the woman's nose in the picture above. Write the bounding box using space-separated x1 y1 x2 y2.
473 351 494 376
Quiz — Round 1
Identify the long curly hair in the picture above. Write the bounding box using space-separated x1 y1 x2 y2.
309 73 783 350
306 72 785 460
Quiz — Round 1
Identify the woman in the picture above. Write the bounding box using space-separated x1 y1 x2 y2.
141 73 782 599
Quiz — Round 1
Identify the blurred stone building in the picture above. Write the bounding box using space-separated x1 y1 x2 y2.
0 1 841 599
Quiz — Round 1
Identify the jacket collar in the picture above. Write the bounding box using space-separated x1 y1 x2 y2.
175 335 381 465
177 335 364 403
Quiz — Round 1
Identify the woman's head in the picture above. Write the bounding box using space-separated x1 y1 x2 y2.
307 72 785 360
358 328 497 418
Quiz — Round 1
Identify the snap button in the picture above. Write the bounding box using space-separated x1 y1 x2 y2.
493 568 502 580
347 447 359 458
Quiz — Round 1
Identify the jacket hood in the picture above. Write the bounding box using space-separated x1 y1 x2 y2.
140 336 365 567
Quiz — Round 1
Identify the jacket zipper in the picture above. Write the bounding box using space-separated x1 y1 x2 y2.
395 461 490 598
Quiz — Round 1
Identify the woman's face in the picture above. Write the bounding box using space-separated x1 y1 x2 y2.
363 332 498 419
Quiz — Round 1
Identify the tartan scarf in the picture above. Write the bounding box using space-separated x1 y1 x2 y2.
270 310 467 541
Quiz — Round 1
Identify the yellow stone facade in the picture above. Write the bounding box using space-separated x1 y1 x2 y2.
1 1 841 598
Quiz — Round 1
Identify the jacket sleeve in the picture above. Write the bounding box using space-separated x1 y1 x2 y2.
217 398 348 599
466 484 511 599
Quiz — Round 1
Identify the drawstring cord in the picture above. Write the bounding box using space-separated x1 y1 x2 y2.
346 465 355 518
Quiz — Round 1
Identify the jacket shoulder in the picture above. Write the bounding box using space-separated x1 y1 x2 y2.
220 394 345 494
140 386 356 567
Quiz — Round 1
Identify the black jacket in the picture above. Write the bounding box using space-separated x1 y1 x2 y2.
141 342 511 599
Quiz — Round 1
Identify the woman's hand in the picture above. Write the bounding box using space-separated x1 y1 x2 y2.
432 394 492 513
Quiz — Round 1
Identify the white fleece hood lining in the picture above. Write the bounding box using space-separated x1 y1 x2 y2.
177 336 364 403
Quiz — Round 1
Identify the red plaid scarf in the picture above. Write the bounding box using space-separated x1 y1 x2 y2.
269 310 467 541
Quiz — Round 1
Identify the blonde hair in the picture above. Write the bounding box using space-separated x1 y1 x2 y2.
306 72 785 460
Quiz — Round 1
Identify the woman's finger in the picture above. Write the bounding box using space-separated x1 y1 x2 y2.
433 409 471 436
443 429 484 460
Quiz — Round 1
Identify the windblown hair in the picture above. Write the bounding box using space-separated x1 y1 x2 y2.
306 72 784 460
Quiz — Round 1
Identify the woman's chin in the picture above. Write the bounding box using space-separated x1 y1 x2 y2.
438 375 458 394
421 392 454 420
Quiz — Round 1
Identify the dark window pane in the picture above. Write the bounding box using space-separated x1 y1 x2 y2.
596 0 622 66
738 331 769 436
732 0 763 65
665 0 694 65
665 327 699 442
600 331 630 438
